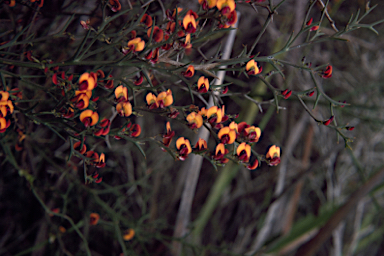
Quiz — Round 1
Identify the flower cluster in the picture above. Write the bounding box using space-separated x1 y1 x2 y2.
0 91 14 133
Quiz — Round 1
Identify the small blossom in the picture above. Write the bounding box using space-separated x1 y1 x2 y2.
73 141 87 154
194 138 208 151
247 159 259 170
116 101 132 117
281 89 292 99
306 18 313 26
266 145 280 166
322 65 332 78
80 110 99 127
181 34 192 49
94 118 111 136
182 65 195 78
310 25 319 31
147 26 164 42
140 14 153 28
123 229 135 241
85 151 100 164
197 76 209 93
218 126 236 144
80 19 90 30
176 137 192 161
115 85 128 102
346 126 355 131
156 89 173 108
207 106 223 124
79 72 97 91
163 122 175 147
246 59 262 75
307 90 315 97
96 153 106 168
323 116 334 126
109 0 121 12
146 92 158 109
0 99 14 117
0 117 11 133
213 143 229 163
237 142 251 162
216 0 235 14
222 10 237 28
90 213 100 225
183 12 197 34
199 0 217 10
186 112 203 129
127 37 145 53
129 124 141 137
72 91 92 109
244 126 261 143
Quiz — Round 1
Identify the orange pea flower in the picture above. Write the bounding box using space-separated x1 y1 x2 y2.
116 101 132 117
94 118 111 136
186 112 203 129
218 126 236 144
7 0 16 7
73 141 87 154
0 117 11 133
79 72 97 91
244 126 261 143
229 121 238 132
90 213 100 225
80 110 99 127
217 0 235 14
140 14 153 28
123 229 135 241
96 153 106 168
0 99 14 117
207 106 222 124
237 142 251 162
0 91 9 101
194 138 207 151
183 11 197 34
247 158 259 170
199 0 217 10
146 92 158 109
181 33 192 49
127 37 145 53
72 91 91 109
197 76 209 93
156 89 173 108
310 25 319 31
182 65 195 78
109 0 121 12
147 26 164 42
163 122 175 147
223 10 238 27
322 65 332 78
85 151 100 164
129 123 141 137
115 85 128 102
199 107 207 117
246 59 262 75
213 143 229 163
266 145 280 166
176 137 192 161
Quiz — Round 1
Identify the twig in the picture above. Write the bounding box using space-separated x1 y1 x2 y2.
317 0 339 32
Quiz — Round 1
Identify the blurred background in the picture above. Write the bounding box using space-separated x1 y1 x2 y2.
1 0 384 255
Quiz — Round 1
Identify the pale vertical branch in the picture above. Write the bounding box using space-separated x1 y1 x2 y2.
171 13 240 256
